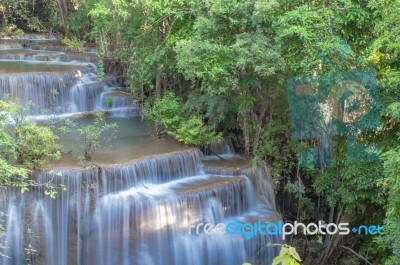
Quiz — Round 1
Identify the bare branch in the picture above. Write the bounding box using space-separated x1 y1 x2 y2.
340 246 373 265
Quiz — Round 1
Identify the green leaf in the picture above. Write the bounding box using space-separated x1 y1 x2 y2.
272 255 284 265
289 247 302 261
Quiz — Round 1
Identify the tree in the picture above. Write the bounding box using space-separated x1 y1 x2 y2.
381 116 400 264
148 92 220 146
0 99 64 196
174 0 285 155
0 0 63 33
0 103 27 184
0 99 62 170
15 122 62 169
76 113 117 164
369 1 400 262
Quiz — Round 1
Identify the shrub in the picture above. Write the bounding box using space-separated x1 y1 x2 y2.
149 92 220 146
0 99 62 170
76 113 118 165
16 122 62 169
61 37 86 52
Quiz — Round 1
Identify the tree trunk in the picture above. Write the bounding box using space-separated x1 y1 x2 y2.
155 74 162 99
252 104 267 154
163 76 168 94
56 0 68 35
243 108 251 156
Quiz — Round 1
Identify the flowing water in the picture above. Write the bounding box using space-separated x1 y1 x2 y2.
0 43 132 116
0 36 280 265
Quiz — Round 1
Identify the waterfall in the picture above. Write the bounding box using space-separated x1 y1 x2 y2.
101 149 203 193
204 138 235 156
90 175 254 265
0 65 138 116
1 168 100 265
0 71 83 114
0 42 23 49
28 44 97 54
11 34 60 40
0 149 280 265
58 54 98 64
0 51 96 64
203 164 276 210
0 51 44 61
0 46 134 117
69 82 104 113
99 91 139 117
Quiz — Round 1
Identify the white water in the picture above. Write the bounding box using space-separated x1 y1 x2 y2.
1 150 280 265
0 59 138 117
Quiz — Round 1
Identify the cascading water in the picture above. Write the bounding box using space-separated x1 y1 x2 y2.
91 174 253 265
1 169 100 265
0 45 136 117
0 50 97 64
0 36 280 265
0 63 138 116
99 91 140 117
203 163 276 209
0 71 85 114
1 149 280 265
27 44 97 54
100 149 203 192
1 33 60 41
204 138 235 156
0 41 23 50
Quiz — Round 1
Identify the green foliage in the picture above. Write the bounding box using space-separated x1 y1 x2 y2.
76 113 118 165
0 24 24 38
272 244 302 265
274 5 344 75
243 244 302 265
61 37 86 52
253 88 298 188
149 92 221 146
15 122 62 169
0 0 63 33
0 99 63 194
97 59 105 80
14 28 24 36
366 1 400 262
0 0 399 263
380 146 400 264
0 99 62 170
67 5 92 40
377 98 400 265
175 40 237 94
103 98 113 110
0 108 29 190
182 93 239 137
172 0 286 155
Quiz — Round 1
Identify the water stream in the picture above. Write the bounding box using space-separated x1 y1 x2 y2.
0 36 280 265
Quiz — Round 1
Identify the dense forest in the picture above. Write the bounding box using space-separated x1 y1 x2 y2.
0 0 399 264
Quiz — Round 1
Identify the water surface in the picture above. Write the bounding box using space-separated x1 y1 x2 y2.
0 60 88 73
48 117 189 167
